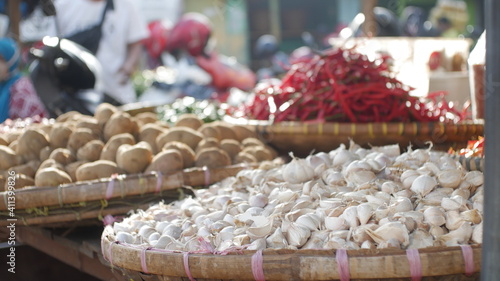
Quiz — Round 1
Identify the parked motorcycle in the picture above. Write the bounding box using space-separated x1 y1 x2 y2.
138 13 256 105
29 36 121 118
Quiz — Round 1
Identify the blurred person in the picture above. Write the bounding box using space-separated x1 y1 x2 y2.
0 37 48 123
49 0 149 104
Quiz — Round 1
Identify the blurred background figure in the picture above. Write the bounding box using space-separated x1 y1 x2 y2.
49 0 149 104
428 0 469 38
0 37 48 123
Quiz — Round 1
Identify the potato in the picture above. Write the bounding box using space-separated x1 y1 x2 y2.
65 160 89 182
0 175 5 191
67 128 99 153
234 151 258 164
39 146 54 162
49 148 76 165
195 147 231 169
197 123 221 140
0 136 8 146
8 140 17 151
94 103 118 125
145 149 183 174
0 145 21 170
220 139 243 160
116 142 153 174
162 141 195 169
241 137 266 147
56 111 82 123
155 120 171 129
0 173 35 191
174 113 203 130
195 137 220 154
134 112 158 126
103 111 138 141
49 124 73 148
32 123 53 136
100 133 136 161
233 125 257 142
5 173 35 190
139 123 165 154
76 117 101 137
8 160 40 179
16 129 50 161
38 159 65 173
76 160 120 182
35 167 72 187
77 140 105 162
242 146 274 162
4 131 21 144
212 121 238 140
156 127 203 151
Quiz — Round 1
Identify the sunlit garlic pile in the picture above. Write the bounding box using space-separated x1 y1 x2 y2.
108 142 483 252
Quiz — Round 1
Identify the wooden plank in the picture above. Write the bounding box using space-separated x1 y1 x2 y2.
16 226 123 281
6 0 21 40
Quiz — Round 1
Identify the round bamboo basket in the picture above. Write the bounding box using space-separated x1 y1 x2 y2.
225 119 484 158
0 164 255 226
101 226 480 281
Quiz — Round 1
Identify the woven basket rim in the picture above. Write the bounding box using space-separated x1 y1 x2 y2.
101 226 481 280
0 163 255 211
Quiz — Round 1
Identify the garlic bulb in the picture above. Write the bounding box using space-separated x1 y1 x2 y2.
282 153 315 184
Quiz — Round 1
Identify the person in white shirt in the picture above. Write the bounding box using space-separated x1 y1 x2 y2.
50 0 148 104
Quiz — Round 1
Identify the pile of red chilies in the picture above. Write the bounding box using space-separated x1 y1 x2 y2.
240 47 466 123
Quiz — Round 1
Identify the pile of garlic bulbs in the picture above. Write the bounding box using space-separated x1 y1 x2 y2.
109 142 483 252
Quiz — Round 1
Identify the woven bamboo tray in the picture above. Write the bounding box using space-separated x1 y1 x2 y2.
101 226 480 281
0 164 253 227
0 191 183 227
226 119 484 158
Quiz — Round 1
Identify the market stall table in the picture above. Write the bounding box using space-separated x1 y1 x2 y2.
14 225 121 281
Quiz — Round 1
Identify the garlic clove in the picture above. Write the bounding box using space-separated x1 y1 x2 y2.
410 175 438 197
471 222 483 244
324 216 349 231
408 229 434 249
365 222 410 248
460 209 482 224
437 169 463 189
423 206 446 227
116 231 136 244
285 222 311 247
445 210 463 231
356 203 373 225
266 228 288 249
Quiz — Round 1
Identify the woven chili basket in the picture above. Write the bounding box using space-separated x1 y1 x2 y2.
225 119 484 158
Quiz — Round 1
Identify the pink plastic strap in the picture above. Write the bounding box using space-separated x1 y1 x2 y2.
155 171 163 193
107 242 115 265
140 247 151 274
336 249 350 281
203 166 211 186
183 252 197 281
406 249 422 281
105 174 118 200
460 245 474 276
103 214 117 226
251 250 265 281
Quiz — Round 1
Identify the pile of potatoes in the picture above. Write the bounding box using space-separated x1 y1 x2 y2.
0 104 277 190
